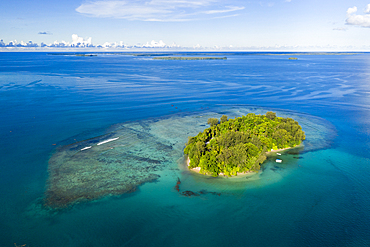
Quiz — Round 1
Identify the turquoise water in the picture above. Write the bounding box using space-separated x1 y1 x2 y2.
1 52 370 246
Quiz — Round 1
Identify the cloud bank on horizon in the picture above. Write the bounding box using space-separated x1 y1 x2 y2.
1 1 370 51
346 4 370 27
0 34 94 48
76 0 245 21
0 34 182 49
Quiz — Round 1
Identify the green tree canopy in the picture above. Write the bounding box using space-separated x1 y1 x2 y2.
266 111 276 120
207 118 219 127
220 115 228 123
184 112 305 177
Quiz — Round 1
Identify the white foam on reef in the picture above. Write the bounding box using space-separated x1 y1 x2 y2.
80 146 92 151
97 137 119 146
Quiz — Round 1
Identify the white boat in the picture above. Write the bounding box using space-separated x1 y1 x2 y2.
276 159 282 163
97 137 119 146
81 146 92 151
277 153 281 155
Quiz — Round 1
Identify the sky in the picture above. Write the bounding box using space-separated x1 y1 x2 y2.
1 0 370 50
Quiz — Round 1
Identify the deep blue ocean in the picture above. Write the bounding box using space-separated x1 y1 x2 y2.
1 52 370 247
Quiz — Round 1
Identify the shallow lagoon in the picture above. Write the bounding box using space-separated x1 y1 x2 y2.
1 52 370 246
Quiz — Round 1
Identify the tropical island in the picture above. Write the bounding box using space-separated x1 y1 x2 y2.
184 112 305 177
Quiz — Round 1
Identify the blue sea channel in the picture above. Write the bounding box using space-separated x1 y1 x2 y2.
1 52 370 246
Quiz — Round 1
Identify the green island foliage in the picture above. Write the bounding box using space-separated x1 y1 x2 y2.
184 112 305 177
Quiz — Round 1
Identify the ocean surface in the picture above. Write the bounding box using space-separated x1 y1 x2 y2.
1 52 370 246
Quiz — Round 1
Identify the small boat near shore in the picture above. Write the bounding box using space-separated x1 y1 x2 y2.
97 137 120 146
81 146 92 151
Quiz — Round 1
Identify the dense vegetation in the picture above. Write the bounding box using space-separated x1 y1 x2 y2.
184 112 305 177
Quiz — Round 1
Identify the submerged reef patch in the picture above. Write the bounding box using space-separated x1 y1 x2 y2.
174 177 222 197
45 124 175 208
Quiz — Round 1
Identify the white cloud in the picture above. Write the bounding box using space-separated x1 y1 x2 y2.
149 0 216 7
347 6 357 15
204 6 244 14
72 34 92 46
346 5 370 28
144 40 166 47
346 14 370 27
76 0 244 21
365 4 370 13
210 13 240 19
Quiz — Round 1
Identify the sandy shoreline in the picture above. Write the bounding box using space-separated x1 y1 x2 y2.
265 147 291 154
186 144 303 177
186 157 254 177
265 144 303 155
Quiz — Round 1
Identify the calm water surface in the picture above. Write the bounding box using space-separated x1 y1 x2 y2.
1 52 370 246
